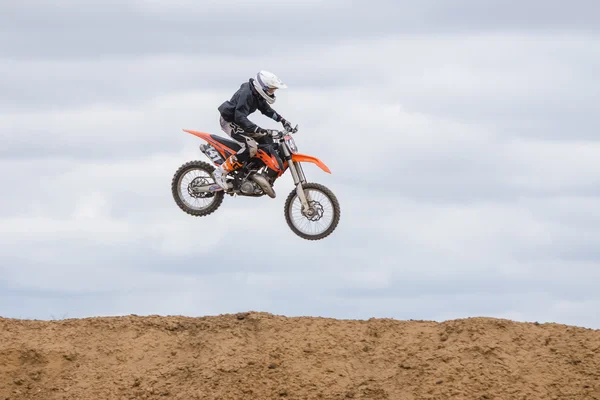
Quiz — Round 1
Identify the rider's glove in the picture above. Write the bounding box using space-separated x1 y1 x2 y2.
253 127 269 138
281 118 292 131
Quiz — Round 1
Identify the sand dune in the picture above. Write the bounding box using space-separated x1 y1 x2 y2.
1 312 599 399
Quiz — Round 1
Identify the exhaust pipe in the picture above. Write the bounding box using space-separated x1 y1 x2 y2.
250 174 276 198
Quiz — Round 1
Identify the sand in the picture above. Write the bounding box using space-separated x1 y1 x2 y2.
1 312 599 399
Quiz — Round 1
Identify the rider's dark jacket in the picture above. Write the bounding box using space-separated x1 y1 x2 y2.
218 78 282 133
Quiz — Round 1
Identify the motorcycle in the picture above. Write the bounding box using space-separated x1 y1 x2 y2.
171 124 341 240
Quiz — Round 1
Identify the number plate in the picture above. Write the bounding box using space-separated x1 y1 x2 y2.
284 135 298 154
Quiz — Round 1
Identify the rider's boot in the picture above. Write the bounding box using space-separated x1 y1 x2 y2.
213 154 242 190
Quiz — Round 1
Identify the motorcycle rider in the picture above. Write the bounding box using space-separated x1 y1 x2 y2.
212 70 293 190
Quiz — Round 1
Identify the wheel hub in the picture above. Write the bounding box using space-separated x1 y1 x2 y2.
303 201 325 222
188 177 214 198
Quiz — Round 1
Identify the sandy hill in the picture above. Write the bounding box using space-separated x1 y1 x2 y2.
1 312 599 400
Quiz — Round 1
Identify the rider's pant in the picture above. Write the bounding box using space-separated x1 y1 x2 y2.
219 116 272 163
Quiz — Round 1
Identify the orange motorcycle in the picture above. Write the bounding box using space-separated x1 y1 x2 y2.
171 125 340 240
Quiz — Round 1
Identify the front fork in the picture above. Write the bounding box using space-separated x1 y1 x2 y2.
282 146 311 211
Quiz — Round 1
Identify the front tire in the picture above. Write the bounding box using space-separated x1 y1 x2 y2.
284 182 341 240
171 160 224 217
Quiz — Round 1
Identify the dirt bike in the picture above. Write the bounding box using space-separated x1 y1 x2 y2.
171 124 341 240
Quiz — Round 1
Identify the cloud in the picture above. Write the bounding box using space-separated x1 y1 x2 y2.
2 0 598 60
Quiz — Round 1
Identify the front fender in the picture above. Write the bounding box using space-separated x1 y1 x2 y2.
291 153 331 174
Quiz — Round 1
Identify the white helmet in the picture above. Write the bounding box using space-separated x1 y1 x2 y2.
252 70 287 104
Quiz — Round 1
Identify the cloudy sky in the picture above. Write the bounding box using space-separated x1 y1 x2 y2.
2 0 600 328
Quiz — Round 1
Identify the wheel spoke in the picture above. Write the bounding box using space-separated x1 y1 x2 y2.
178 167 217 211
288 187 336 237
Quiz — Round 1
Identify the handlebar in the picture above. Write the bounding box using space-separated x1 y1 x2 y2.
270 124 298 139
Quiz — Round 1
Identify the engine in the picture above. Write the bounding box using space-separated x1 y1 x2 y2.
239 180 263 196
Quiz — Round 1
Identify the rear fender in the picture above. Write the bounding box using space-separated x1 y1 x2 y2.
183 129 233 158
183 129 211 141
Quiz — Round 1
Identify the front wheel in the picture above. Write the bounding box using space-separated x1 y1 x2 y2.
284 182 341 240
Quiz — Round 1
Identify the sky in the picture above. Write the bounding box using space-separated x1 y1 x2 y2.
2 0 600 328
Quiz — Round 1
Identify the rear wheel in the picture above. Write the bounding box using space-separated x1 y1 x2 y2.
171 160 224 216
284 182 341 240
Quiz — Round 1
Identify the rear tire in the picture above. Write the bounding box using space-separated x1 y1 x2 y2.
171 160 224 217
284 182 341 240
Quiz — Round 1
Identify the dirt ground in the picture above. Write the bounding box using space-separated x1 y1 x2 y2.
1 312 599 400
